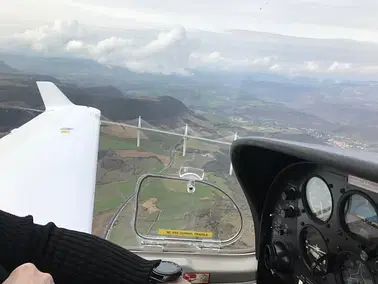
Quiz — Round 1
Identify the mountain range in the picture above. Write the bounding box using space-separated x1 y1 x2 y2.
0 70 193 133
1 52 378 144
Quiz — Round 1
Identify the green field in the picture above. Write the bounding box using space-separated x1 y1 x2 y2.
135 177 242 241
186 138 219 152
93 127 255 251
207 172 228 188
94 179 137 215
93 131 175 235
99 134 137 150
138 178 215 215
99 133 177 155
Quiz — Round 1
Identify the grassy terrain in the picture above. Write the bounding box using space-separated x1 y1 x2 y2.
138 178 215 214
99 134 137 150
94 179 136 215
94 157 165 217
186 138 220 152
93 126 255 251
207 172 228 188
99 133 172 155
107 196 140 246
147 131 182 147
92 130 175 235
135 177 239 240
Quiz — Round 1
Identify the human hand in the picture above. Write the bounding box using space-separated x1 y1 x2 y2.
166 277 191 284
3 263 54 284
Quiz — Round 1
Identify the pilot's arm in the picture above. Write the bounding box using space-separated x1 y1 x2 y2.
0 209 160 284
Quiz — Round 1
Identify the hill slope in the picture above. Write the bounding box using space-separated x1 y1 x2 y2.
0 74 190 119
0 61 19 73
0 73 191 131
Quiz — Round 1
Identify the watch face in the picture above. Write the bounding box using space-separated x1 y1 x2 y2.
155 261 182 275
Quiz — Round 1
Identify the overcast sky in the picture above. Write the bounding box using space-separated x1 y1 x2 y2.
1 0 378 76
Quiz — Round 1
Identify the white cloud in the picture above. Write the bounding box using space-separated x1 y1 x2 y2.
305 61 320 72
9 20 190 74
328 61 351 72
2 17 378 77
288 61 352 75
270 64 282 71
132 27 186 58
65 0 171 26
68 0 378 42
9 20 89 52
189 52 276 72
2 0 378 42
96 37 133 54
359 66 378 75
66 40 85 51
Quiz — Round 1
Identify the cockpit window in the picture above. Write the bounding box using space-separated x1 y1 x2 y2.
133 175 244 249
95 130 254 253
2 0 377 256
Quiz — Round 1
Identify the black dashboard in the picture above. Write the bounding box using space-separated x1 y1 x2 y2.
263 162 378 284
230 137 378 284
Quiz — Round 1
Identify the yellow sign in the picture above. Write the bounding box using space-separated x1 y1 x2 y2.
60 127 73 134
158 229 213 238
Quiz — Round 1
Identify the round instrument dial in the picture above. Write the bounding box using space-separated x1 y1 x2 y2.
342 192 378 242
305 176 333 222
338 252 375 284
300 226 329 274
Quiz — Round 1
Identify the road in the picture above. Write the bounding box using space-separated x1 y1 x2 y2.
103 140 180 239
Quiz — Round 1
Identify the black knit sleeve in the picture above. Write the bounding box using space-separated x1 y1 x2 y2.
0 210 160 284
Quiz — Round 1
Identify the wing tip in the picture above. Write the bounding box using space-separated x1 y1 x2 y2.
36 81 74 110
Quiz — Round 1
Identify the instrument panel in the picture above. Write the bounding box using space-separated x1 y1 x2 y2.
262 162 378 284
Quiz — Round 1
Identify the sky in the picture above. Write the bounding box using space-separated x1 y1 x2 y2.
1 0 378 76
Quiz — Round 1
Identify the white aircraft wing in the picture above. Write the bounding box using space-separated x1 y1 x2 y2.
0 81 101 233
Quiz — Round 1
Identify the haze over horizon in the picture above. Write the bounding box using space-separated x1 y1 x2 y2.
1 0 378 78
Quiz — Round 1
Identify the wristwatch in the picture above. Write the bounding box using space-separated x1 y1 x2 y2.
149 261 183 283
